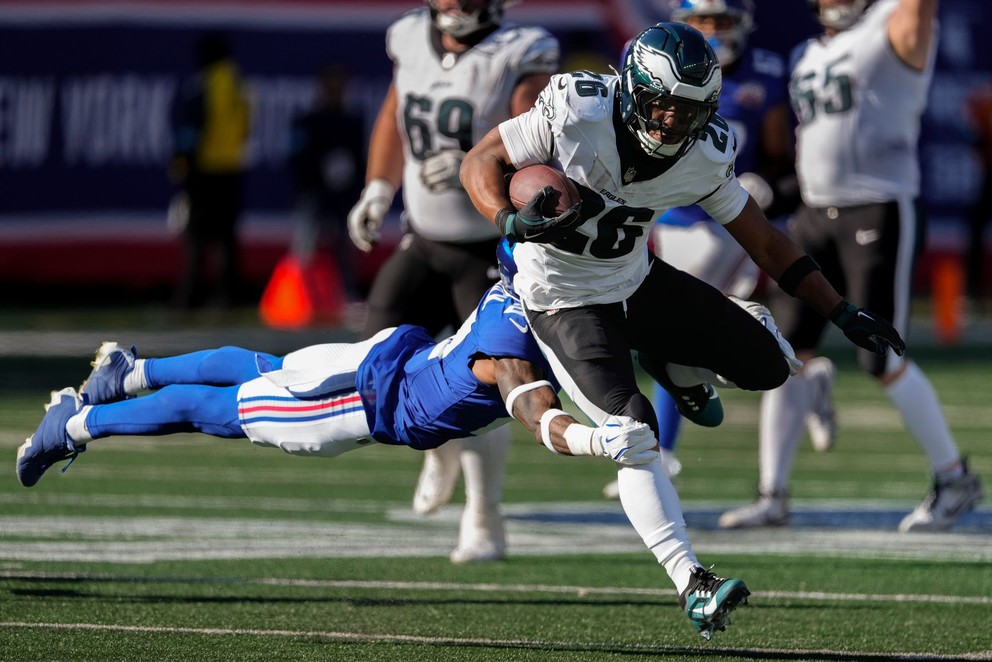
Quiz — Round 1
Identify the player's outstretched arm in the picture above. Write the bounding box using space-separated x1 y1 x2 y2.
492 356 657 466
725 197 906 357
888 0 938 71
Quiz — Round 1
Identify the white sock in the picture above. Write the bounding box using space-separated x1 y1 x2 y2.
65 406 93 444
758 374 808 494
123 358 147 395
884 361 961 473
457 427 509 545
616 459 699 594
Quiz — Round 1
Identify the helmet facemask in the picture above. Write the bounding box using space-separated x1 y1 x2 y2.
627 84 717 158
426 0 505 38
619 23 722 161
670 0 755 65
811 0 869 31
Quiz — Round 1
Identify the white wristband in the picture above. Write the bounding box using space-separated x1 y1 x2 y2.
539 408 569 453
563 423 596 456
505 380 554 418
364 178 396 203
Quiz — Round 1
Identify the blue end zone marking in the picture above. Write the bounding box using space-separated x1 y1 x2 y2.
508 507 992 532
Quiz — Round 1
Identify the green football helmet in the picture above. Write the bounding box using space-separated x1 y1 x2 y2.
619 23 722 160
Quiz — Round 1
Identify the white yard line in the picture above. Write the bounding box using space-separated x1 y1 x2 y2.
3 571 990 606
0 620 989 660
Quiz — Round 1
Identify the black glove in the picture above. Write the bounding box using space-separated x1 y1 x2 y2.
829 300 906 356
496 186 583 244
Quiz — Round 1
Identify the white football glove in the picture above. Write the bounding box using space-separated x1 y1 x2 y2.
738 172 774 212
729 295 804 375
420 150 466 193
565 415 659 466
347 179 395 252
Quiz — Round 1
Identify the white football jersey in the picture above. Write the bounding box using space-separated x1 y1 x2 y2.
387 9 559 242
791 0 937 207
499 72 749 311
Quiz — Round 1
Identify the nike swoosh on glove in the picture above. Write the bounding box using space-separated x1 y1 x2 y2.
829 300 906 356
590 415 659 466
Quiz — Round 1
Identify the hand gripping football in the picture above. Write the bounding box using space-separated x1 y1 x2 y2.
508 164 581 215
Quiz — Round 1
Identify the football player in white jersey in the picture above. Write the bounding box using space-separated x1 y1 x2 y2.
346 0 559 563
461 22 905 637
600 0 797 500
719 0 984 532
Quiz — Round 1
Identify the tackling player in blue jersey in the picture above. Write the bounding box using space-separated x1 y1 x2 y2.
16 264 806 639
17 282 659 488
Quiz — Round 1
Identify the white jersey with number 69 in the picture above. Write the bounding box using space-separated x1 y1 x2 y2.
387 9 558 242
498 72 749 311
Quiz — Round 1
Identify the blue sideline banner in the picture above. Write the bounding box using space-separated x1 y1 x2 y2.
0 0 987 245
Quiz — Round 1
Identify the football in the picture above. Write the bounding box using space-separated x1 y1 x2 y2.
508 164 581 216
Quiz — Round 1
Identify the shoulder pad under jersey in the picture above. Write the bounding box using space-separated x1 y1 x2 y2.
536 72 613 133
386 9 429 62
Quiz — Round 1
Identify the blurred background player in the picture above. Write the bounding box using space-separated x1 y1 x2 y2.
719 0 984 531
169 33 252 309
287 64 366 301
346 0 559 563
603 0 799 499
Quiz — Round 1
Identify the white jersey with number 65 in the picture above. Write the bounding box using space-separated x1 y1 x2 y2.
790 0 936 207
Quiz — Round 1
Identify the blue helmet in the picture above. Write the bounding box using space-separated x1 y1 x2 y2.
619 23 721 160
496 237 518 297
670 0 755 65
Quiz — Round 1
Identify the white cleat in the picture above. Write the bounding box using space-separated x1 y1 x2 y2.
804 357 837 452
449 537 506 564
412 441 463 516
898 464 983 532
718 490 790 529
450 503 506 564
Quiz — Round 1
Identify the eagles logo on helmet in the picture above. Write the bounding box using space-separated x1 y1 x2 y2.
426 0 505 38
619 23 722 161
670 0 755 65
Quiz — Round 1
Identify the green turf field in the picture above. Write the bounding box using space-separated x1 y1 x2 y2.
1 343 990 660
